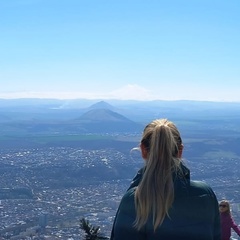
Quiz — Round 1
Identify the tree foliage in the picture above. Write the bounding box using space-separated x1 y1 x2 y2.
79 218 109 240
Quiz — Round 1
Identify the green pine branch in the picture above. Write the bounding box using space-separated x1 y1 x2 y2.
79 218 109 240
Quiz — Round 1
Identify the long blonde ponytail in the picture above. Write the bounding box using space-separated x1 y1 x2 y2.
134 119 182 231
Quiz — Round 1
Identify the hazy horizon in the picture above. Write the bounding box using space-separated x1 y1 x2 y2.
0 97 240 104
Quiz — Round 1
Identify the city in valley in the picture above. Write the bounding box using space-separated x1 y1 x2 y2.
0 143 239 239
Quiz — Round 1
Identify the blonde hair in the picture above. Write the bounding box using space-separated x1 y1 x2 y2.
134 119 182 231
219 200 231 215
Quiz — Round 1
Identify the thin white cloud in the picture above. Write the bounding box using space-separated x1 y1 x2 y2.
108 84 156 100
0 91 104 100
0 85 156 100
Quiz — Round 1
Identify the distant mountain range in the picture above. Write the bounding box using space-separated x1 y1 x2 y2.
0 98 240 137
0 100 143 135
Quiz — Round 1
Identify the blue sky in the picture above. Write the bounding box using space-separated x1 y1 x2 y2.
0 0 239 101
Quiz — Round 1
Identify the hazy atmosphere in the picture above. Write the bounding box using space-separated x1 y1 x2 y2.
1 2 240 238
1 0 240 101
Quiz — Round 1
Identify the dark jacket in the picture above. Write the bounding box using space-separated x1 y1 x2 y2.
220 211 240 240
110 164 221 240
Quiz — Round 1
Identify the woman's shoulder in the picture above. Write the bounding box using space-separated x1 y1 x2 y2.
190 180 215 194
190 180 210 188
